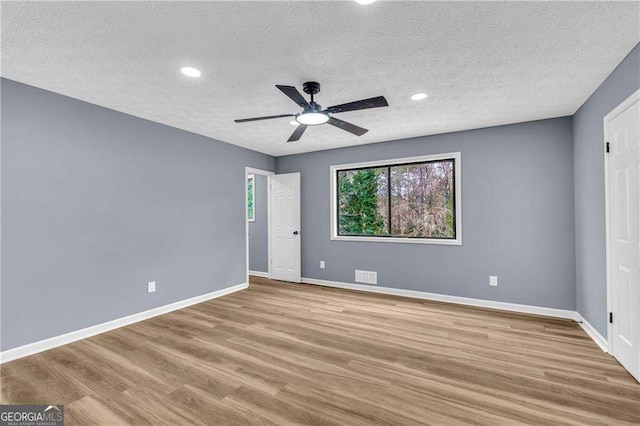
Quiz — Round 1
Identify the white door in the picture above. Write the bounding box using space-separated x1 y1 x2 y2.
270 173 301 282
608 98 640 382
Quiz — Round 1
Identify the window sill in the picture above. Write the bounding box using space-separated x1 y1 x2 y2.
330 235 462 245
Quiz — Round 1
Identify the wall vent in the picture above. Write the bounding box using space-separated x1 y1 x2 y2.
355 270 377 285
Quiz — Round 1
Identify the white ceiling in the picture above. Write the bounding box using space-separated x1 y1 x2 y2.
2 1 639 156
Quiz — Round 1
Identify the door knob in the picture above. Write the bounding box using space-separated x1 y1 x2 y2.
293 231 299 235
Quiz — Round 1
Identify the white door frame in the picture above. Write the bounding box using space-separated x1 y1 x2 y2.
604 88 640 355
245 167 275 286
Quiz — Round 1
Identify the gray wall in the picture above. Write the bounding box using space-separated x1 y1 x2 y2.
573 42 640 336
249 174 269 273
0 79 275 351
277 117 576 310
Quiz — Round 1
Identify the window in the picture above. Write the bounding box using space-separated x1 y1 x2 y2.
247 174 255 222
331 153 461 245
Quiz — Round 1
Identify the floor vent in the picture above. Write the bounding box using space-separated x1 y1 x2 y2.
355 270 377 285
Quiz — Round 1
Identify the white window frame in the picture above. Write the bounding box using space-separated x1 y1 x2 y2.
330 152 462 246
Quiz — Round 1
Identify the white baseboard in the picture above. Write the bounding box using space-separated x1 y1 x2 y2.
301 277 578 320
249 270 269 278
0 282 248 364
575 314 609 353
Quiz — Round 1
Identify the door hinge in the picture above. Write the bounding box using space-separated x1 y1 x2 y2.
609 312 613 323
606 142 610 153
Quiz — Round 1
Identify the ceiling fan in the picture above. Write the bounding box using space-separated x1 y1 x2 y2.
234 82 389 142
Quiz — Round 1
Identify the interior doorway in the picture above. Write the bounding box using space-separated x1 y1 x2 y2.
245 168 274 284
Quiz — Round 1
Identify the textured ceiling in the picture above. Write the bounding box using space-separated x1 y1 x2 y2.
2 1 639 156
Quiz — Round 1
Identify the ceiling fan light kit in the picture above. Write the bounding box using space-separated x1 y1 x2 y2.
234 81 388 142
296 112 329 125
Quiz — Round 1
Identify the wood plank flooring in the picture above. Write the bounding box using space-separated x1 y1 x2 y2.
2 276 639 425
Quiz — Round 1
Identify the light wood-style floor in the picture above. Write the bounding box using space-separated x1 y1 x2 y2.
2 276 639 425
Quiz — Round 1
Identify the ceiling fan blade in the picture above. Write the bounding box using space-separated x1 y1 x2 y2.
276 85 311 110
235 114 295 123
327 117 368 136
287 124 308 142
325 96 388 114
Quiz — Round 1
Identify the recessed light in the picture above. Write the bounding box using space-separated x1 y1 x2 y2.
289 120 298 126
355 0 376 4
179 66 201 78
410 92 428 101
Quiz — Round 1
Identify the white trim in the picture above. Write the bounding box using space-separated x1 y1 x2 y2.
301 277 577 320
603 88 640 357
329 152 462 246
267 176 272 281
245 167 275 286
249 270 269 278
576 314 609 353
0 282 247 364
245 167 275 176
329 234 462 246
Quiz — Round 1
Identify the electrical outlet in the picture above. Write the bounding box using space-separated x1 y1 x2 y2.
490 276 498 286
148 281 156 293
320 261 325 269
